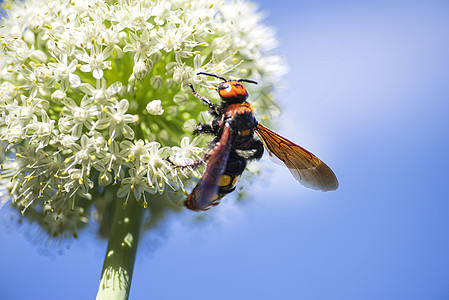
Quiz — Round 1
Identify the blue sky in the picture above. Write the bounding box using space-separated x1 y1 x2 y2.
2 0 449 299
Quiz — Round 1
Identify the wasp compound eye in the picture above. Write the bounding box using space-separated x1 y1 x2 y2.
221 83 232 92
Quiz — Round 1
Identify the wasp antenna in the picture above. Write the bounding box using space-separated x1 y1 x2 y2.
237 78 258 85
197 72 228 82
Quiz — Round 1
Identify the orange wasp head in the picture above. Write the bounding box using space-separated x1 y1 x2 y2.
197 72 257 104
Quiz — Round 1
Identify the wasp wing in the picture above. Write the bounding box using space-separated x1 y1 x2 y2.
255 123 338 191
185 124 232 211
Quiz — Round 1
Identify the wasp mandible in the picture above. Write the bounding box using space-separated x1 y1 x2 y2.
181 72 338 211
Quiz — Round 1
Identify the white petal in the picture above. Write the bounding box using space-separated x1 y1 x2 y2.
93 69 104 79
80 65 92 72
69 74 81 87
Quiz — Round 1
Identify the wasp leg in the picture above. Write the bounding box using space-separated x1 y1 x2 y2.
188 83 219 117
166 156 204 169
193 124 215 135
167 131 222 169
237 138 264 161
193 119 220 135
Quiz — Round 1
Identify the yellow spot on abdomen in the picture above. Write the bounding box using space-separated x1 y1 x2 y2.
218 175 231 186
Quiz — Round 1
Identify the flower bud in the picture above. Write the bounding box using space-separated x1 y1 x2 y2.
51 90 67 102
150 75 162 89
173 92 188 105
146 100 164 115
133 59 153 79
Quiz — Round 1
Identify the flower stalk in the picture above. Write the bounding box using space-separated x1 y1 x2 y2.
96 194 145 300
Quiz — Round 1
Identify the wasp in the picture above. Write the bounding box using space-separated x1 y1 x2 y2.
181 72 338 211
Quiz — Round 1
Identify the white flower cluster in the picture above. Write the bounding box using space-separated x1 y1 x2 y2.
0 0 286 236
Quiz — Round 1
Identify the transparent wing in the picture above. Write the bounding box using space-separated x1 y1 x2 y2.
255 123 339 191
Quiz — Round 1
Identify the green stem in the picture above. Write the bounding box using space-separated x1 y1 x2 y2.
96 195 145 300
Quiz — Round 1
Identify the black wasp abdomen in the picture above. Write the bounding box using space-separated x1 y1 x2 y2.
210 150 247 205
